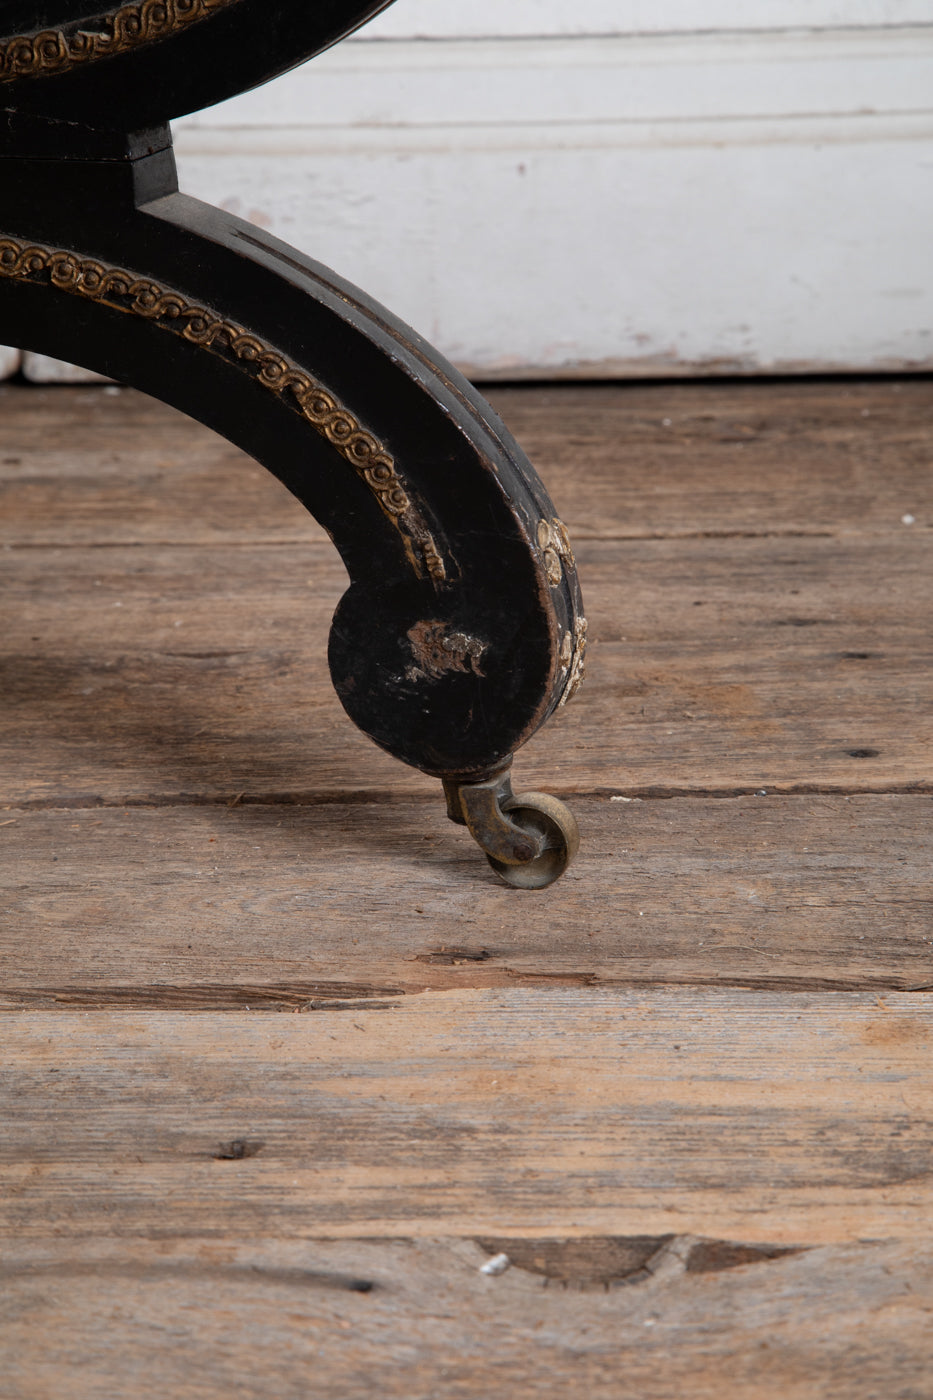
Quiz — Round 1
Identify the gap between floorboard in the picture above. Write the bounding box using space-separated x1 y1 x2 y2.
4 782 933 812
1 973 932 1011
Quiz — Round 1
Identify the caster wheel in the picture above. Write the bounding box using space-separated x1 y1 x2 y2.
486 791 580 889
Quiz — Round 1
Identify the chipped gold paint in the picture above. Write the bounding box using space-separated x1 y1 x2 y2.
537 515 575 588
558 616 587 708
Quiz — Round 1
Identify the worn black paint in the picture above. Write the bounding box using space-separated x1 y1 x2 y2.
0 0 583 792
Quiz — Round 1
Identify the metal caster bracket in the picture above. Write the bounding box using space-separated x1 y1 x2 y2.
0 0 585 885
444 766 580 890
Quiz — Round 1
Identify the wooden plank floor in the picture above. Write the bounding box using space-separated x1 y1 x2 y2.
2 378 932 1397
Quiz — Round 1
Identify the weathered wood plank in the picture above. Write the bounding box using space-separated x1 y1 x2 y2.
2 797 931 996
3 532 931 803
3 381 932 545
2 1236 931 1399
493 378 933 541
3 376 931 1396
2 990 932 1243
0 385 327 548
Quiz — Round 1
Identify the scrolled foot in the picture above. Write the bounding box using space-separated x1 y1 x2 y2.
443 765 580 889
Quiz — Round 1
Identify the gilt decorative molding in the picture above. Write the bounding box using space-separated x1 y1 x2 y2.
0 0 241 82
558 616 587 707
0 236 446 580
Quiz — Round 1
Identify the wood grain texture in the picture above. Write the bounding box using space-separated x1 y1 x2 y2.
3 532 931 802
491 379 933 541
2 1236 931 1400
2 989 932 1244
3 382 931 805
3 380 933 1391
2 796 932 996
0 384 326 546
4 380 932 545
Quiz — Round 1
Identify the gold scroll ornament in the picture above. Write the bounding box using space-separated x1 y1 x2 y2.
0 236 445 582
0 0 241 81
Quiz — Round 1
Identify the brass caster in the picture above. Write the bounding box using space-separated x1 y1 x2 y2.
443 765 580 889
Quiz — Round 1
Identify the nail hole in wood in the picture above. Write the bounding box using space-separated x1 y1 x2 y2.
214 1138 265 1160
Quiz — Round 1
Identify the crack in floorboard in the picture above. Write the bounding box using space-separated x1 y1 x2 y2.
1 974 930 1010
4 783 933 813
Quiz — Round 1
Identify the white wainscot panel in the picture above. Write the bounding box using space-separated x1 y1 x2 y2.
183 31 933 129
174 25 933 377
361 1 933 38
175 135 933 378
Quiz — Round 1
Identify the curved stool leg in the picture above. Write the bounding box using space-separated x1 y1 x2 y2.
0 130 584 885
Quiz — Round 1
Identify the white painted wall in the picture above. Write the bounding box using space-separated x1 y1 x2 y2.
361 2 933 36
25 1 933 379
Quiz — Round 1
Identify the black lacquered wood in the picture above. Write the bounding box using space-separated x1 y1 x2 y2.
0 140 584 780
0 0 584 876
1 0 394 131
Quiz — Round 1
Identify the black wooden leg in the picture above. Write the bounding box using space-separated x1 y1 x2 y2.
0 6 585 886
